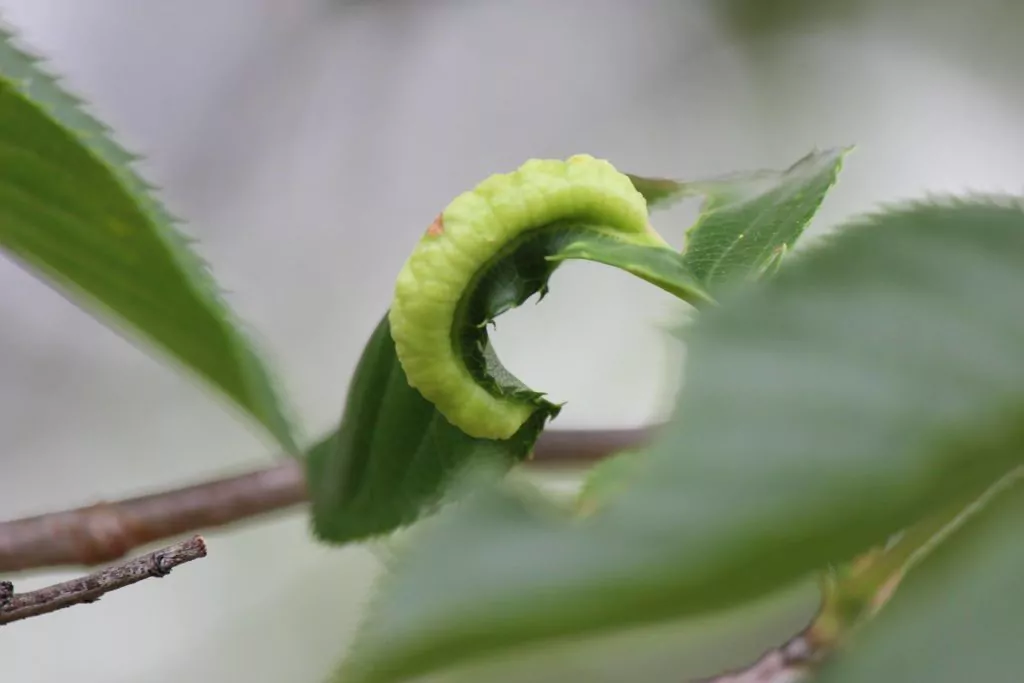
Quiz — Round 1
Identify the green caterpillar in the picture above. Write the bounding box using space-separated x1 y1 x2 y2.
389 154 666 440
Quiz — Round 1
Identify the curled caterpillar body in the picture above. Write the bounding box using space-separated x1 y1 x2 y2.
389 154 664 440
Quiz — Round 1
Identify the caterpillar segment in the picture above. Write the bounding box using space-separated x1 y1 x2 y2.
389 154 661 439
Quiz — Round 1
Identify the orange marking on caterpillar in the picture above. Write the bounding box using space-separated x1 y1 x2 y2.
426 213 444 237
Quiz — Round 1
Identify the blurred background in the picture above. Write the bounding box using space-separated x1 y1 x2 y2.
2 1 1024 681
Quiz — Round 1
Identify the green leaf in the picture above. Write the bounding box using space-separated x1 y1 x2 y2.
336 198 1024 683
0 25 297 452
308 224 708 544
817 474 1024 683
547 235 713 307
574 448 645 516
680 147 849 289
306 314 554 544
628 148 848 289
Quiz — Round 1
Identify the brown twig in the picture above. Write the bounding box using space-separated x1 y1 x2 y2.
0 536 207 625
693 624 823 683
0 428 653 574
0 460 305 573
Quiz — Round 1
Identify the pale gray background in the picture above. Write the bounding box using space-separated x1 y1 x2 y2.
1 1 1023 681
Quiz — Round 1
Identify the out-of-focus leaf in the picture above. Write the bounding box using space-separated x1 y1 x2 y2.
711 0 867 44
574 449 645 516
336 198 1024 683
0 24 297 452
817 474 1024 683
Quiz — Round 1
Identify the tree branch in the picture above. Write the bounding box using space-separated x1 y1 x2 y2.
695 624 821 683
0 427 652 573
0 460 304 574
0 536 207 625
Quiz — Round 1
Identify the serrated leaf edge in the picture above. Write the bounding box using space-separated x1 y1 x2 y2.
0 19 299 453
